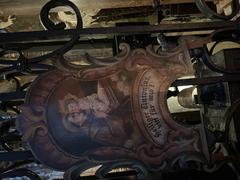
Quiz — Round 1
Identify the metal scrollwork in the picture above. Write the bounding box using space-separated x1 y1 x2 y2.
38 0 83 62
0 168 41 180
0 0 83 77
194 0 240 20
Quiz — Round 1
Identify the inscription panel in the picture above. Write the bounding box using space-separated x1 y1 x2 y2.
138 69 168 145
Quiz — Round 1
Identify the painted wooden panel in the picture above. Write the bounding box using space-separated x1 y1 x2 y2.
17 38 209 174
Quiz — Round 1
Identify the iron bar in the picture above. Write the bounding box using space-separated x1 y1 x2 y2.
0 21 237 44
0 75 238 101
1 39 113 50
0 151 34 161
173 75 240 86
0 75 239 103
0 91 26 101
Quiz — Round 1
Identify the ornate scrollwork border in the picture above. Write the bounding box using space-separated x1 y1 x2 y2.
17 38 209 177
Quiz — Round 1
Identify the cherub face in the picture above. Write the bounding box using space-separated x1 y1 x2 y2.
67 101 79 113
67 112 87 126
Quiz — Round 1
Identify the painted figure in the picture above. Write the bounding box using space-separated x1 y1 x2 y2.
59 74 140 149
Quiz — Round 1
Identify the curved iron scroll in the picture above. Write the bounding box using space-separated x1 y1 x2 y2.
194 0 240 20
0 0 83 76
0 168 41 180
16 36 209 177
35 0 82 63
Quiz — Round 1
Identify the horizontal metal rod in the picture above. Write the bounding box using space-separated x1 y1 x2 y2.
0 91 26 101
0 21 237 43
0 75 239 101
1 39 114 50
0 151 34 161
173 75 240 86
